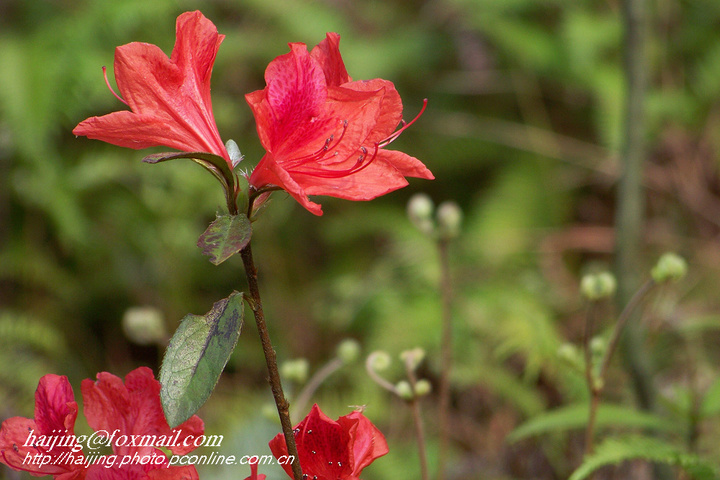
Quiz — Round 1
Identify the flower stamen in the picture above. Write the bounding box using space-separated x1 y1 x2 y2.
379 98 427 148
103 66 128 106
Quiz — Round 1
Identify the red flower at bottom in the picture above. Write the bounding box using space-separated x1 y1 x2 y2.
269 404 388 480
0 367 204 480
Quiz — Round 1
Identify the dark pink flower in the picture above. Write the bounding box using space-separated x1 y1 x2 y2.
269 404 388 480
73 11 229 163
247 33 433 215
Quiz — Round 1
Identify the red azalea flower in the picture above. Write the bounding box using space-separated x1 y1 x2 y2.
81 367 204 480
0 367 204 480
0 375 86 480
247 33 434 215
269 404 388 480
73 11 229 163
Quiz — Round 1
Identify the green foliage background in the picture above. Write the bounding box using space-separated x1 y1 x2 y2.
2 0 720 479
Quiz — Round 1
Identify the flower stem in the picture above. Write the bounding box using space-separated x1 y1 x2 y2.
404 357 429 480
240 242 303 480
583 278 655 456
582 302 599 455
437 238 453 480
293 356 343 423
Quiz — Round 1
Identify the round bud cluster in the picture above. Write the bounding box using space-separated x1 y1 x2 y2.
651 253 688 283
436 201 462 240
580 272 617 301
336 338 361 364
122 306 166 345
280 359 309 383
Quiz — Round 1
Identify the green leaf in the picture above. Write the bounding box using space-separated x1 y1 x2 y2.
507 403 675 443
160 292 244 427
142 151 237 210
569 435 719 480
197 214 252 265
701 376 720 417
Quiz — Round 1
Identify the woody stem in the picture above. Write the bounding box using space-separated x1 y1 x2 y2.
241 242 303 480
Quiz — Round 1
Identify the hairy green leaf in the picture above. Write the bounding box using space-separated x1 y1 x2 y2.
160 292 244 427
197 214 252 265
570 435 719 480
507 403 675 443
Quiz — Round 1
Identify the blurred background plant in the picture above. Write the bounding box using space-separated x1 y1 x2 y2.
3 0 720 479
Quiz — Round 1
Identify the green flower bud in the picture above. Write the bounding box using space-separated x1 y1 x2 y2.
280 359 309 383
557 343 581 364
395 380 414 400
122 306 166 345
225 139 243 169
368 351 392 371
436 201 463 240
580 272 617 301
400 348 426 371
336 339 361 364
590 336 606 357
407 193 435 236
414 379 432 397
651 253 688 283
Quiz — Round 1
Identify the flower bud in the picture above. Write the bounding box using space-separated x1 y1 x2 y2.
407 193 435 236
557 343 581 364
395 380 414 400
590 336 606 357
280 359 309 383
651 253 688 283
557 343 585 373
122 306 166 345
414 379 432 397
436 201 462 240
225 139 243 169
580 272 617 301
367 351 392 372
336 339 361 364
400 348 426 371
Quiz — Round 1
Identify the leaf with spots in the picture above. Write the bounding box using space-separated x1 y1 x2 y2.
197 214 252 266
160 291 244 427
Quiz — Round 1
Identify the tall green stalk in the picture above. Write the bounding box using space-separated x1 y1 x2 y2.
615 0 655 412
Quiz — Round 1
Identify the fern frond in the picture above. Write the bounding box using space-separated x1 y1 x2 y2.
569 435 719 480
507 403 675 443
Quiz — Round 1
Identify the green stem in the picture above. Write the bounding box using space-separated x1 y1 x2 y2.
404 358 429 480
583 302 599 455
600 279 655 382
437 239 453 480
616 0 655 412
583 279 655 459
293 357 344 423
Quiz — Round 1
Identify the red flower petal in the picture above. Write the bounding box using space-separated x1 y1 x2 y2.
310 32 351 87
269 404 386 480
81 367 204 457
73 11 229 162
247 33 432 215
338 410 389 476
0 375 85 478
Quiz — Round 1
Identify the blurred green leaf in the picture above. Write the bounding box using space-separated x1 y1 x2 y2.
508 403 675 443
569 435 719 480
